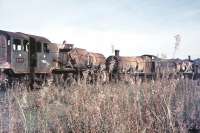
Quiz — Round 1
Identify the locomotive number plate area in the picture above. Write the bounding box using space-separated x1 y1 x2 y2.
16 58 24 63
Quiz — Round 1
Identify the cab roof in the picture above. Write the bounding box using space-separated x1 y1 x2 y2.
0 30 51 43
17 32 51 43
0 30 29 40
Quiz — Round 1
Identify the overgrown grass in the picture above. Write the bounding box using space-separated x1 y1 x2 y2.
0 79 200 133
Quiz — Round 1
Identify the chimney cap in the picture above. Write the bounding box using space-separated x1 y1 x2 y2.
188 55 191 61
115 50 120 56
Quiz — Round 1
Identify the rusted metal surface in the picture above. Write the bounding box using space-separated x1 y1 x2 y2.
68 48 89 69
106 55 156 74
88 52 106 66
117 56 138 72
155 59 184 75
139 55 155 73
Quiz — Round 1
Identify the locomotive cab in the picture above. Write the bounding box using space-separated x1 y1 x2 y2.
0 30 58 84
26 35 52 74
0 30 30 76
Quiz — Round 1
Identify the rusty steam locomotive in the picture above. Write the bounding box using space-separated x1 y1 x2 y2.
0 30 199 88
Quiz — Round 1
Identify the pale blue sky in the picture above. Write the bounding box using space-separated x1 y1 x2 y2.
0 0 200 59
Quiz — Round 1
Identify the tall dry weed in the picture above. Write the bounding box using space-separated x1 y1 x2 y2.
0 79 200 132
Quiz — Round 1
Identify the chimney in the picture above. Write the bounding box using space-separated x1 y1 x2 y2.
188 55 191 61
115 50 120 57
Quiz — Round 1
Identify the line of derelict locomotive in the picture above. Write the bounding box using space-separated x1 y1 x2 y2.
0 30 200 87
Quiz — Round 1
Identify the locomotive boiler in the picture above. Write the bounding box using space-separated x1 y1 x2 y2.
106 50 157 82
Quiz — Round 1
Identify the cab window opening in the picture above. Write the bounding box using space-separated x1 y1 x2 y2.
23 40 29 52
36 42 42 52
17 45 22 51
8 40 11 46
43 43 49 53
13 39 21 51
